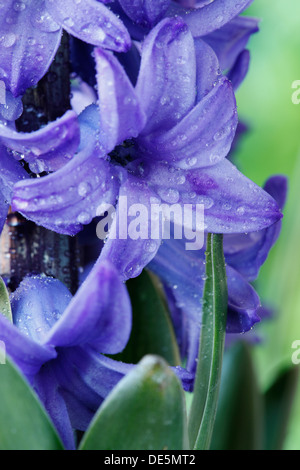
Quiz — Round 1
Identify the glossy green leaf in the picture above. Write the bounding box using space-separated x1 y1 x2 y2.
114 269 181 366
188 233 228 450
210 342 264 450
0 277 12 322
80 355 189 450
264 366 299 450
0 357 64 450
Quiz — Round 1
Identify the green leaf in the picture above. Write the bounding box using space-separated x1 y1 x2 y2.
210 342 264 450
264 366 299 450
114 269 181 366
0 357 64 450
0 277 12 322
80 355 189 450
188 233 228 450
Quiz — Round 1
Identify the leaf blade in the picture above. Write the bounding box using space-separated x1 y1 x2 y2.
80 355 189 451
0 357 64 450
264 366 299 450
188 233 228 450
210 342 264 450
0 277 12 322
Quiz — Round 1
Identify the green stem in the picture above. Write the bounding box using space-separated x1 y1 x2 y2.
188 233 228 450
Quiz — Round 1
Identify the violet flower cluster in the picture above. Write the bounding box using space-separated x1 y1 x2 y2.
0 0 286 449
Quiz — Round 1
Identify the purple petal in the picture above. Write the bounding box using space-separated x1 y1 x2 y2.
0 89 23 122
60 347 172 434
0 111 80 173
34 345 133 446
35 345 133 447
45 0 131 52
71 78 97 116
129 158 282 234
150 236 261 364
138 76 237 169
118 0 171 28
264 174 288 210
53 346 133 430
59 388 96 433
0 314 56 379
174 0 197 6
135 17 196 135
0 144 27 201
0 0 62 96
99 175 163 281
194 38 221 102
44 260 132 354
77 104 100 151
203 16 259 72
227 49 250 91
163 284 188 359
58 346 134 407
12 142 122 235
57 346 193 422
38 347 193 441
11 276 72 344
226 265 261 333
150 238 205 324
223 175 288 281
167 0 254 37
224 225 282 282
34 363 75 450
181 159 283 233
0 199 8 234
94 48 146 152
150 238 206 372
108 3 149 42
172 366 194 392
0 143 26 229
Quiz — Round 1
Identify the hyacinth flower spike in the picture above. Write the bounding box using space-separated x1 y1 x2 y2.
149 175 288 373
8 18 283 284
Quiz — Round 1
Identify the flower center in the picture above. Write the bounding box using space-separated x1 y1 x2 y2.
108 139 137 168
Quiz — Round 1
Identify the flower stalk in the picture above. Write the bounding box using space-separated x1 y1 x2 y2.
188 233 228 450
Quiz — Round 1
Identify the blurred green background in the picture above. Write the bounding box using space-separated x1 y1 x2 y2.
236 0 300 450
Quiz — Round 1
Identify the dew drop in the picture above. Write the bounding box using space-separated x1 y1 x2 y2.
13 1 26 12
236 206 245 215
78 182 92 197
144 240 157 253
157 188 180 204
0 33 17 48
77 211 91 224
